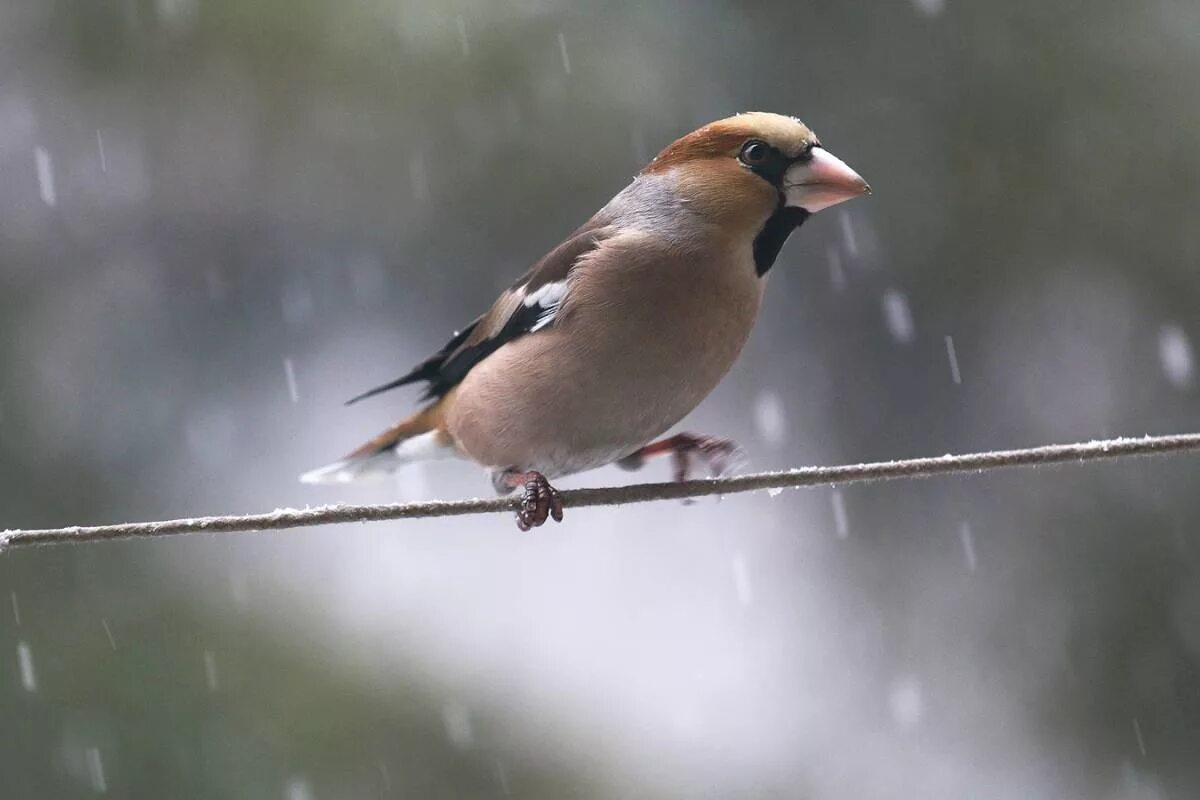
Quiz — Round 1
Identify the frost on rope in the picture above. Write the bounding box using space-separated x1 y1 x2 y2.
1158 324 1194 389
3 433 1200 549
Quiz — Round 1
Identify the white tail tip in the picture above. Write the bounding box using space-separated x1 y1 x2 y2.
301 432 459 485
299 459 364 485
299 456 396 485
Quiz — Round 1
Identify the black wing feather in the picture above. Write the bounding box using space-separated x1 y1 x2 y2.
345 219 609 405
344 319 480 405
416 302 544 401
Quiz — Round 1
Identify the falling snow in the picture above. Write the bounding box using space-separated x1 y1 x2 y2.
629 128 648 165
1118 761 1165 800
285 777 313 800
283 358 300 404
766 486 784 497
379 762 392 791
1157 324 1193 388
827 245 846 292
838 211 859 257
557 32 572 74
888 677 924 730
101 619 117 651
443 701 474 749
16 641 36 692
494 759 512 797
731 554 753 607
155 0 198 34
96 130 108 173
86 746 107 793
831 490 849 539
944 335 962 384
34 146 56 207
882 289 915 344
959 521 977 573
1133 717 1147 756
11 591 20 625
203 650 219 691
753 390 788 447
913 0 947 16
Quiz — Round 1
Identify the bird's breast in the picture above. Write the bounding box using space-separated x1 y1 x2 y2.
448 234 764 476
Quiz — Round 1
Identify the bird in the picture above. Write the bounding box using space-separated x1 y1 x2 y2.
301 112 869 530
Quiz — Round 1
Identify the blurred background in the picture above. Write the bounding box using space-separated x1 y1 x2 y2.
2 1 1200 797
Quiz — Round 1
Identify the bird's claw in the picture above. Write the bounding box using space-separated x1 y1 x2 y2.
617 432 746 495
515 472 564 531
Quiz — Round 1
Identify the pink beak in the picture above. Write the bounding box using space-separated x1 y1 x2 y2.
784 148 870 213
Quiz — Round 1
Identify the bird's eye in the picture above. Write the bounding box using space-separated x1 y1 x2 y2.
738 140 771 166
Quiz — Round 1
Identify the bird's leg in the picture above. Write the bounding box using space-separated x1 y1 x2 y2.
493 469 564 531
616 433 745 481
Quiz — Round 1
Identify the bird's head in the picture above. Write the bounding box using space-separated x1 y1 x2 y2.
641 113 869 257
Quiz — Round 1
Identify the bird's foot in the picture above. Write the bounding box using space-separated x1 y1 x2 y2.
495 469 564 531
617 433 746 482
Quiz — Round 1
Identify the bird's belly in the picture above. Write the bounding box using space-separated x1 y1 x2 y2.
447 266 762 477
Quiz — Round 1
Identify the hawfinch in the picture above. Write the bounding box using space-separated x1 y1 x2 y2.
302 112 869 530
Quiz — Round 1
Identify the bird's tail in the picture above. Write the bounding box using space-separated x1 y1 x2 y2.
299 401 458 485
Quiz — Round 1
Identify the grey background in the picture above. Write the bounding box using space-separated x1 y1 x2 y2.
2 1 1199 797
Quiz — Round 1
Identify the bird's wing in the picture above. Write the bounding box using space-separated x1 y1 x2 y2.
346 219 610 405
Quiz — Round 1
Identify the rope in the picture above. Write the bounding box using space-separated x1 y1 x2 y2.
3 433 1199 551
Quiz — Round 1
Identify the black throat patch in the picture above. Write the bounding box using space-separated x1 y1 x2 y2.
752 205 809 277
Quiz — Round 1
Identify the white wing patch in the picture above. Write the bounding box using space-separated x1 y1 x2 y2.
521 280 570 332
